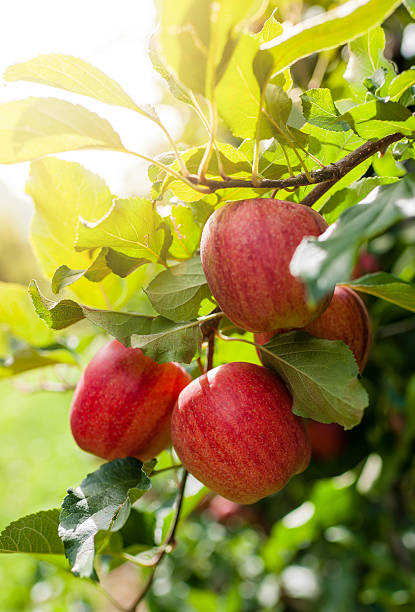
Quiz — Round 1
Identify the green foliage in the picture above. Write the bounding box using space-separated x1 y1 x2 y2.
145 257 211 321
345 272 415 311
0 98 124 164
0 510 64 556
59 458 151 579
1 0 415 609
291 175 415 303
259 331 368 429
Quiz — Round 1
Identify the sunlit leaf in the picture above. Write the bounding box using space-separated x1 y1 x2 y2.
28 158 148 308
343 27 395 100
0 282 54 346
262 0 401 79
145 257 211 321
0 97 124 164
4 54 155 118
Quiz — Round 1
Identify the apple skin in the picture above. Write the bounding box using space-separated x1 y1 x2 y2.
171 362 311 504
352 250 381 279
200 198 333 332
305 421 347 461
70 339 191 462
255 286 371 372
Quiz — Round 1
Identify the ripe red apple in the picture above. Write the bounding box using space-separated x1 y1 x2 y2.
305 421 347 461
200 198 333 332
70 339 191 462
255 286 371 372
171 362 311 504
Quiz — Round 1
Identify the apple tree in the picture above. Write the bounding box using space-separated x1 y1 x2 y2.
0 0 415 609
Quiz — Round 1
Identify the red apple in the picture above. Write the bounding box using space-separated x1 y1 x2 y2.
171 362 311 504
305 421 347 461
200 198 332 332
70 339 191 462
255 286 371 372
352 250 381 279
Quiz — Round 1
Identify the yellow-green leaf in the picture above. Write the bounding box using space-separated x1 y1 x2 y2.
0 97 124 164
262 0 402 78
0 282 54 346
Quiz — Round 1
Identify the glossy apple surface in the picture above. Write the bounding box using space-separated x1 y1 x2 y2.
70 339 191 461
200 198 332 332
171 362 311 504
256 286 371 372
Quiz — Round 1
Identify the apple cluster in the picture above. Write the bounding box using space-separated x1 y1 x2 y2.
70 199 371 504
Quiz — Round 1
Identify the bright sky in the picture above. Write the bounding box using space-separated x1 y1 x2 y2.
0 0 182 227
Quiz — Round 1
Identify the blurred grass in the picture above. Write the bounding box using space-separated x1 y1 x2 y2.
0 379 106 611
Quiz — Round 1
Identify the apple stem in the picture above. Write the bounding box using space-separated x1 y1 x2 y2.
126 469 189 612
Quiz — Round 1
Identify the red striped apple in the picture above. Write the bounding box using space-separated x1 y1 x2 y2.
255 285 371 372
70 339 191 462
171 362 311 504
200 198 333 332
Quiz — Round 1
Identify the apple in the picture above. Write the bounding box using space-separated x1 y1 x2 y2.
200 198 333 332
171 362 311 504
305 421 347 461
255 285 371 372
352 250 381 279
70 339 191 462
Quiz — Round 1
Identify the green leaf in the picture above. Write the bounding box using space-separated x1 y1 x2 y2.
4 54 154 117
75 197 164 262
0 509 64 555
29 280 154 337
29 281 202 362
403 0 415 18
259 331 368 429
0 281 54 346
59 458 151 579
320 176 399 223
342 100 415 139
148 37 194 105
131 317 201 364
145 257 211 321
262 0 402 78
345 273 415 312
389 68 415 102
28 157 147 309
0 97 124 164
0 345 77 379
156 0 266 96
216 34 274 139
299 123 368 205
291 174 415 303
301 88 350 132
344 27 395 100
167 201 214 259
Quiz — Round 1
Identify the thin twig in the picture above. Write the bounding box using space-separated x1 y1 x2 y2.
127 470 189 612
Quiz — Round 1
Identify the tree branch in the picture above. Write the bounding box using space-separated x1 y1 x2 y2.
186 132 403 205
